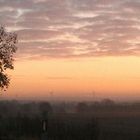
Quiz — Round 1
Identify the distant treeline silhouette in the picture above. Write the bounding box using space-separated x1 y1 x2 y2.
0 99 140 117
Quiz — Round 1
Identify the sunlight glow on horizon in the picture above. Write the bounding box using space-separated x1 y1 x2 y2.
2 56 140 101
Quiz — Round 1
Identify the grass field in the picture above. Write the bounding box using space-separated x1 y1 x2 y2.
0 101 140 140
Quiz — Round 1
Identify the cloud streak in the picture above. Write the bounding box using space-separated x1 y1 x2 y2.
0 0 140 59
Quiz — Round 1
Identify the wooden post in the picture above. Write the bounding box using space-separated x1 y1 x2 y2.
42 119 48 132
41 119 48 140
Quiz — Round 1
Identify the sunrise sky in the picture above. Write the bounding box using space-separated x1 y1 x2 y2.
0 0 140 101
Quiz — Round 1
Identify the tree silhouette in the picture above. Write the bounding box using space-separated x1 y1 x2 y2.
0 26 17 90
39 102 53 118
76 102 89 113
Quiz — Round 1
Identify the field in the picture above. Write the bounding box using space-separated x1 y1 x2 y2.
94 112 140 140
0 100 140 140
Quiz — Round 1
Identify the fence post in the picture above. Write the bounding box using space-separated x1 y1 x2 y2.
41 117 48 140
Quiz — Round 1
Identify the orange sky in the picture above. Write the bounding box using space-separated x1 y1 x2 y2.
1 56 139 101
0 0 140 101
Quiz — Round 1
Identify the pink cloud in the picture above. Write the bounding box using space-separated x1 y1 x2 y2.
0 0 139 59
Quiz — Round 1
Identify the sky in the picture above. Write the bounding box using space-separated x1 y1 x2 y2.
0 0 140 101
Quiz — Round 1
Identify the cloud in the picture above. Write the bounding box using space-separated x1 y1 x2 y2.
46 76 73 80
17 29 64 40
0 0 140 59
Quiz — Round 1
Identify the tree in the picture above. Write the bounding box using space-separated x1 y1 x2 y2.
0 26 17 90
76 102 89 113
101 98 115 106
39 102 53 118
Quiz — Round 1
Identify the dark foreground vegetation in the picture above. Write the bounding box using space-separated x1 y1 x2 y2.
0 99 140 140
